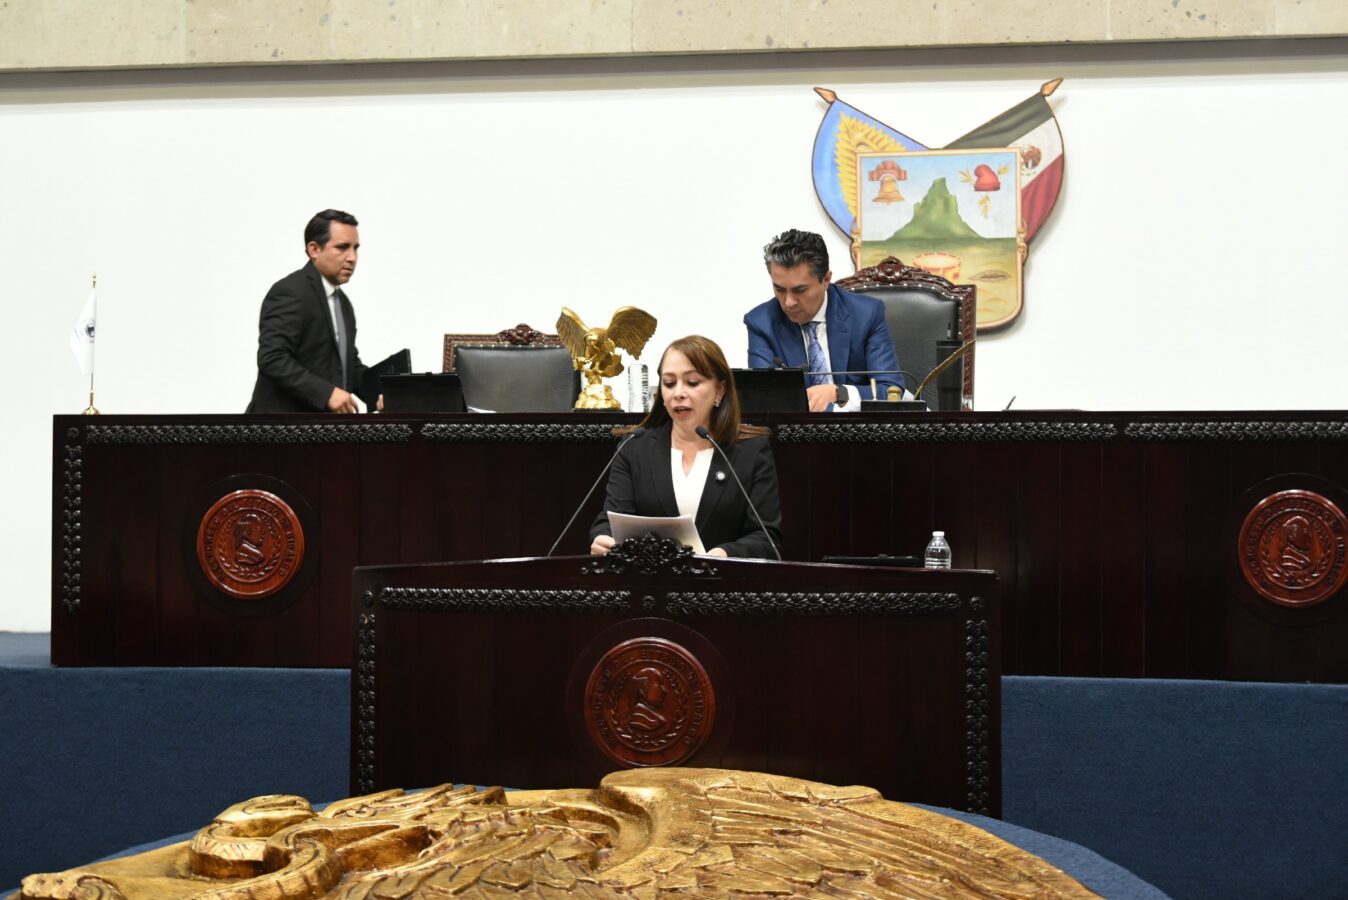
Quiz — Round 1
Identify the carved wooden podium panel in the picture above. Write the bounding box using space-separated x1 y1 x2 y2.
349 541 1002 817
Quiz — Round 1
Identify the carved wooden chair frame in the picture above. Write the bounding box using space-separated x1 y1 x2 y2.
835 256 976 403
442 323 564 372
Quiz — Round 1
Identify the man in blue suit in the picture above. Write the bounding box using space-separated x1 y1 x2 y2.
744 229 903 412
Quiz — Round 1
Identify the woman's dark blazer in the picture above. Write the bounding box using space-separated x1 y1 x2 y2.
588 422 782 559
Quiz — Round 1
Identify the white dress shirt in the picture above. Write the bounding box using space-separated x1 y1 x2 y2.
320 275 343 337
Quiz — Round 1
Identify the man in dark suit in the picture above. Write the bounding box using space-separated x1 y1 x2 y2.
247 209 379 413
744 228 903 412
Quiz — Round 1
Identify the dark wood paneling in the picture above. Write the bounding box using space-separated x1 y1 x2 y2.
351 556 1001 816
53 411 1348 681
1183 442 1229 678
1100 438 1147 676
1058 443 1103 676
1017 442 1062 676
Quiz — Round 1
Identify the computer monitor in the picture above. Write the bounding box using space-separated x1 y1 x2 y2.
380 373 466 413
733 368 808 414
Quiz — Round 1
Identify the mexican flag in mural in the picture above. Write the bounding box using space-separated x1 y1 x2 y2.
812 80 1065 331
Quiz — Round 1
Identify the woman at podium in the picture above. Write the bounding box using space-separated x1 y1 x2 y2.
589 335 782 559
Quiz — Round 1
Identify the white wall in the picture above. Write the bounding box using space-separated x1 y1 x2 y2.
3 45 1347 631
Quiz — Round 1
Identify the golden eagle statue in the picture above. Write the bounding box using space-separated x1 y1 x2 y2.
16 768 1098 899
556 306 657 409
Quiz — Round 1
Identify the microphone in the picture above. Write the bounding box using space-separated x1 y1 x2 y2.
546 427 644 557
695 425 782 561
911 339 975 402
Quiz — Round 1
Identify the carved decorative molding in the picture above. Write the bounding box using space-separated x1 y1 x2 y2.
665 591 963 616
420 422 619 443
964 617 992 816
582 535 719 577
496 323 553 344
379 587 630 613
60 430 83 614
355 610 377 795
839 256 973 298
85 424 413 445
1125 420 1348 441
443 322 563 372
776 421 1117 443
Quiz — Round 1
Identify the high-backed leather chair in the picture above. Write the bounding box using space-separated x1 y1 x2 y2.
444 324 580 412
442 323 564 373
834 257 975 410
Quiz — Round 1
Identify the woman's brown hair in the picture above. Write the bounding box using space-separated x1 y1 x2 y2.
619 335 769 445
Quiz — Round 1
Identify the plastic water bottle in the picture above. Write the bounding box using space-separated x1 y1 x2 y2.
924 531 952 569
626 364 650 412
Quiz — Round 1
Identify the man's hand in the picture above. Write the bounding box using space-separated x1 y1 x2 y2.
376 394 385 412
591 534 616 556
327 387 359 413
707 547 729 558
806 383 836 413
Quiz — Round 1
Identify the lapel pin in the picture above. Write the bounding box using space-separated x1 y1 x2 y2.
715 470 726 482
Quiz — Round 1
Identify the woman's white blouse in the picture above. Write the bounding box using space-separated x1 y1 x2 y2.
671 447 714 519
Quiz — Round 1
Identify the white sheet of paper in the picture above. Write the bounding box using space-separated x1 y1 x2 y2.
608 512 706 555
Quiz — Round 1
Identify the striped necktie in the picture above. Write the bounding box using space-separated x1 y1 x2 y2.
804 321 829 386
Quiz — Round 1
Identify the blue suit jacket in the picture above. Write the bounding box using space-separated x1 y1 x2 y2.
743 283 903 401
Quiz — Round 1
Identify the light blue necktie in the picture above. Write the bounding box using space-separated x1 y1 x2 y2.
804 322 829 386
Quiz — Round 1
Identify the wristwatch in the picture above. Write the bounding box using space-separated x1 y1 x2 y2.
835 385 848 407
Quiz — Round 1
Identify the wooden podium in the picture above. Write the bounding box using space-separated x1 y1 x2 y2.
349 538 1002 816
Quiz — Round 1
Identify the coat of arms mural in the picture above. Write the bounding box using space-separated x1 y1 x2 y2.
812 80 1065 332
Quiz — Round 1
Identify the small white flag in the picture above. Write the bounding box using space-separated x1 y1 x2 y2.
69 287 97 376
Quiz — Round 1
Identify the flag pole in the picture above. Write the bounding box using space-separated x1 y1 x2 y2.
82 273 99 416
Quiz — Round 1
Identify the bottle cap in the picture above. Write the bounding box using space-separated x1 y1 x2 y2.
933 531 944 537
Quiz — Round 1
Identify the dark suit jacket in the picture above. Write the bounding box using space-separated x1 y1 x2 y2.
246 261 373 413
743 283 903 401
589 423 782 559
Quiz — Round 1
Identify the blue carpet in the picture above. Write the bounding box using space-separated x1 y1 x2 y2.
0 645 349 893
1003 676 1348 900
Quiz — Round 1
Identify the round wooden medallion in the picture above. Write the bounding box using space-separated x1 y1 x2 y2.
583 637 716 768
1238 489 1348 609
196 489 305 600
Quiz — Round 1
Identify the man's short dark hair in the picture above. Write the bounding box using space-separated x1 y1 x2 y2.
763 229 830 281
304 209 359 249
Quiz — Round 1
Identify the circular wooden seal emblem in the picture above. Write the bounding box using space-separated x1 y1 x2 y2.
196 490 305 600
583 637 715 768
1239 489 1348 608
